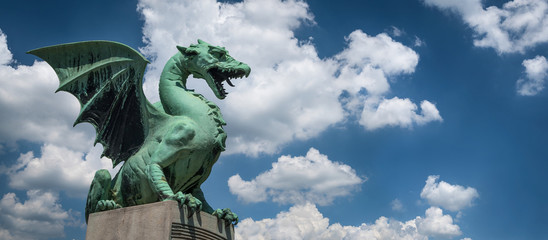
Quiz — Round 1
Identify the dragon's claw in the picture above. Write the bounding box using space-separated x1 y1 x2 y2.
166 192 202 217
213 208 238 225
95 200 121 212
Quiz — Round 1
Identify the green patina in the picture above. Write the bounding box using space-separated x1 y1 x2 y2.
28 39 250 225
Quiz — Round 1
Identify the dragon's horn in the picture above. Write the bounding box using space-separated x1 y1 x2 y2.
177 46 187 52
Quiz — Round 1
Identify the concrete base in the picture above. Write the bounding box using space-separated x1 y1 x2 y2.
86 201 234 240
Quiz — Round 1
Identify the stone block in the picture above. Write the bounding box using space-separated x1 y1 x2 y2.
86 201 234 240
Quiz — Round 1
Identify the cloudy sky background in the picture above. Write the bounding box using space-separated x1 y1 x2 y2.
1 0 548 239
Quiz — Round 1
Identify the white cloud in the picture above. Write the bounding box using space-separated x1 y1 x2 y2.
422 0 548 54
0 30 12 65
228 148 364 205
416 207 462 238
420 175 479 212
337 64 390 96
3 144 115 198
234 175 476 239
523 55 548 80
223 58 344 155
336 30 419 76
390 26 405 37
517 55 548 96
0 190 79 240
0 228 15 240
236 203 334 240
414 36 426 47
0 29 94 152
137 0 441 155
235 203 463 240
360 97 442 130
391 198 404 211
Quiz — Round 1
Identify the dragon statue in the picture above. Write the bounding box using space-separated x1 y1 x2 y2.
28 39 250 225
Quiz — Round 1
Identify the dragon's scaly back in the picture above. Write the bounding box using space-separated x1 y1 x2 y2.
29 41 152 167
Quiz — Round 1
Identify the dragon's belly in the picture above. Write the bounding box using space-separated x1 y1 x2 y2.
112 116 222 206
165 130 221 194
161 116 222 194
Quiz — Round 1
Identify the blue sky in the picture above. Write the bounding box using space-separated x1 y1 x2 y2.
1 0 548 239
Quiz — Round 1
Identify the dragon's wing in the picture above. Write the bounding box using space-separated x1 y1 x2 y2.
29 41 155 167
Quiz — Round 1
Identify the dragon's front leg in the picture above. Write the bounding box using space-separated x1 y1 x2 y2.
213 208 239 225
146 163 202 214
191 187 238 225
85 169 121 223
146 121 202 215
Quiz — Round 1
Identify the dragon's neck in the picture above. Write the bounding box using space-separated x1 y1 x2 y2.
159 52 192 114
158 52 227 148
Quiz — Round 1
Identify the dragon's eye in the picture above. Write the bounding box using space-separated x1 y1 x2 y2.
212 51 225 59
186 50 198 56
209 46 227 59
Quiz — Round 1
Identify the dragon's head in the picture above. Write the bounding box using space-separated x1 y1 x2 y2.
177 39 251 99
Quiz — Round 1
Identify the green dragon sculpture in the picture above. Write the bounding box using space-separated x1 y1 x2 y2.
28 39 250 224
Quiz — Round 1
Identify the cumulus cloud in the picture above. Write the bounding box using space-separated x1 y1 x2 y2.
0 190 79 240
517 55 548 96
228 148 364 205
234 175 475 239
235 203 463 240
2 144 115 198
422 0 548 54
416 207 462 238
420 175 479 212
360 97 442 130
0 30 12 65
137 0 441 155
336 30 419 76
0 29 94 152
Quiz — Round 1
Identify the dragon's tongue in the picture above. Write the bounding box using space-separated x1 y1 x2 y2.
226 78 235 87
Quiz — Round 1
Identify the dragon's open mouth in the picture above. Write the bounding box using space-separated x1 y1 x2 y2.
208 67 248 98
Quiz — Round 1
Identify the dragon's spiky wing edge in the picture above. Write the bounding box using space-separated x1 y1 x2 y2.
28 41 151 167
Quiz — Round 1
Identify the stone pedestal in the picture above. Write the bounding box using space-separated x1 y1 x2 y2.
86 201 234 240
